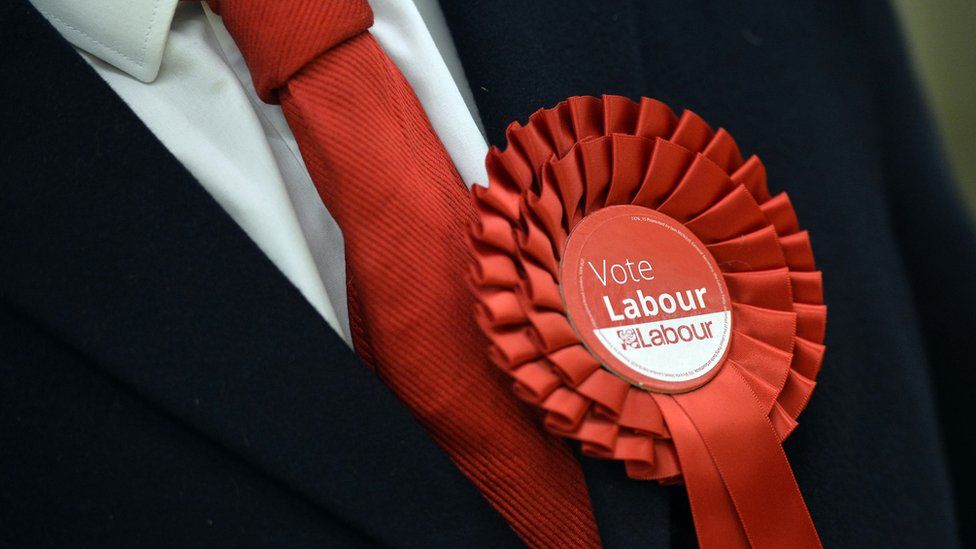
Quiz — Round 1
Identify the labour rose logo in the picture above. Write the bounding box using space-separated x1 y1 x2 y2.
617 328 641 350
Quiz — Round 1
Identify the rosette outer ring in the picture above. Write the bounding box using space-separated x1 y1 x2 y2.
468 95 826 482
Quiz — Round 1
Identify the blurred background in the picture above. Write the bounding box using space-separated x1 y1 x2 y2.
893 0 976 215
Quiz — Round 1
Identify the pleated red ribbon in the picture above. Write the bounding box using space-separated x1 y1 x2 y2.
468 95 826 547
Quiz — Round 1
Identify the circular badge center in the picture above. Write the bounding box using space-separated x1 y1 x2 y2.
560 205 732 393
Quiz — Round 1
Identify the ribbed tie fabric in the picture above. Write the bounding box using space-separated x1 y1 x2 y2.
210 1 600 546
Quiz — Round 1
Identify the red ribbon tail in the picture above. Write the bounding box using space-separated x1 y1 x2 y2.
655 368 821 548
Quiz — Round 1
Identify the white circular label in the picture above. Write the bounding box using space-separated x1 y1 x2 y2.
560 205 732 393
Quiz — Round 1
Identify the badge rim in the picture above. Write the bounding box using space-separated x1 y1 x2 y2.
559 204 733 394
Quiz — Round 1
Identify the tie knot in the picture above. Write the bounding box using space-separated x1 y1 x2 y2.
212 0 373 103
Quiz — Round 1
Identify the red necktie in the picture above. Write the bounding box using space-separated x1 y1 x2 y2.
211 1 600 546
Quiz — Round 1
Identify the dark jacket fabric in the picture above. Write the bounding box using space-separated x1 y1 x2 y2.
1 0 970 547
440 0 972 547
0 3 517 547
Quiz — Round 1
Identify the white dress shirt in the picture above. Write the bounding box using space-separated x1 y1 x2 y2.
28 0 489 345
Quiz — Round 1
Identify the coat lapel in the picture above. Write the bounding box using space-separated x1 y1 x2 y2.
0 3 519 546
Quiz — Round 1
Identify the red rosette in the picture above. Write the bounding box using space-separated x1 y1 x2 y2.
468 95 826 547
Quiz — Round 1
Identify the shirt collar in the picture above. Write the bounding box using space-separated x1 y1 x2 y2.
30 0 180 82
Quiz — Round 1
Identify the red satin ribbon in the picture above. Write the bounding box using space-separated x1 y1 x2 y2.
655 367 821 548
